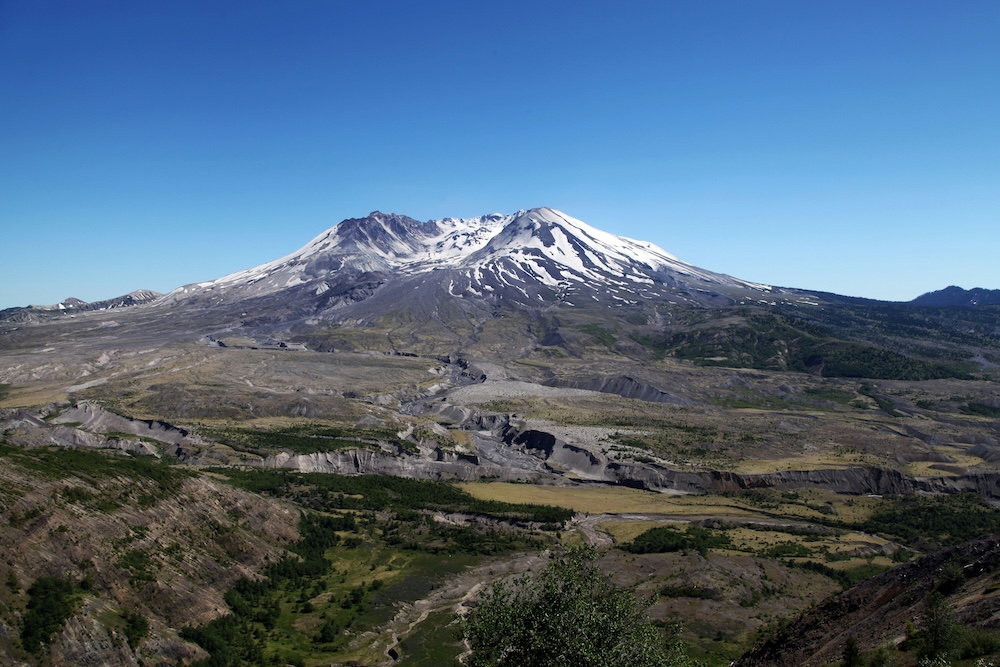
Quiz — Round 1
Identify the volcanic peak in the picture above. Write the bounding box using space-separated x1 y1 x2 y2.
163 207 769 306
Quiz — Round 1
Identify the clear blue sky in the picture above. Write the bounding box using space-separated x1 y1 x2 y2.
2 1 998 308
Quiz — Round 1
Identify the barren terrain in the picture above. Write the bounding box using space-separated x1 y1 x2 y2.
1 298 999 665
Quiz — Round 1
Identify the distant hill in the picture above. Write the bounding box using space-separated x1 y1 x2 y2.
911 286 1000 307
0 289 161 323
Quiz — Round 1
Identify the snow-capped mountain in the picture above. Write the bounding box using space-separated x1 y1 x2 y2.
164 207 773 313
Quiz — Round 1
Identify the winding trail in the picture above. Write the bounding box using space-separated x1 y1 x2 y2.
568 513 619 548
355 550 549 666
369 513 672 664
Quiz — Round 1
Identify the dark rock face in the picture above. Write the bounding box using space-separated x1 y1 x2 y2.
605 462 710 494
705 466 1000 498
513 430 604 471
333 212 428 256
257 415 1000 498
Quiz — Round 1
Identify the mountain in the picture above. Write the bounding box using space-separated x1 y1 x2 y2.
7 210 997 332
911 285 1000 307
159 207 788 316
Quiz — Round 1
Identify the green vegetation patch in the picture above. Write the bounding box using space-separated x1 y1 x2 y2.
218 469 573 525
117 549 156 587
858 383 900 416
861 493 1000 547
20 576 82 654
59 485 123 513
122 610 150 649
181 511 348 666
763 541 813 559
0 444 189 494
660 583 721 600
181 472 574 665
0 445 187 518
789 560 890 590
962 402 1000 418
180 507 536 666
624 524 732 556
957 626 1000 660
463 547 700 667
577 323 616 347
204 422 416 455
634 309 976 380
396 609 463 666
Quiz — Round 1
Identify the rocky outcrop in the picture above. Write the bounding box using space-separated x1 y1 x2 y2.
512 430 608 479
50 606 141 667
604 462 710 493
0 403 214 461
47 402 209 449
262 446 546 483
709 467 911 495
0 290 160 324
429 404 521 438
0 406 260 468
260 415 1000 498
8 402 1000 501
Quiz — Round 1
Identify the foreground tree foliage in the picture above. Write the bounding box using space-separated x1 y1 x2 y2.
918 593 959 663
462 547 700 667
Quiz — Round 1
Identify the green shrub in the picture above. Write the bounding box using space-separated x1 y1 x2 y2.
660 584 720 600
764 541 812 558
463 547 698 667
962 402 1000 418
958 626 1000 660
625 525 731 556
791 560 888 590
123 610 149 648
20 576 80 654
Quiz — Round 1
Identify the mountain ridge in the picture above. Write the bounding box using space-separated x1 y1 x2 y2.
158 207 775 312
4 209 996 320
0 289 161 323
911 285 1000 308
